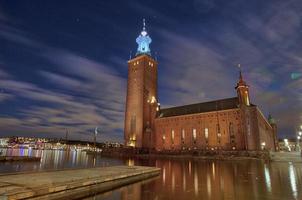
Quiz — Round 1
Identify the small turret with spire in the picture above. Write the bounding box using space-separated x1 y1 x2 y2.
235 64 250 106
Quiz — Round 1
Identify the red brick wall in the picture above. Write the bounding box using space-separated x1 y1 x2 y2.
124 55 158 148
154 108 246 151
256 108 276 151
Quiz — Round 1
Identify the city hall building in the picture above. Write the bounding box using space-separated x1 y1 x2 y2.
124 22 278 152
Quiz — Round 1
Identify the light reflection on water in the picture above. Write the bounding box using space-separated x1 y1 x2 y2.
289 163 298 199
91 159 302 200
0 148 123 173
0 148 301 200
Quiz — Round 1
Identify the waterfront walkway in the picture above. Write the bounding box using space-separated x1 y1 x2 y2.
270 151 302 162
0 165 160 199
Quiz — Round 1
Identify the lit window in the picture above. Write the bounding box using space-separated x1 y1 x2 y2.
205 128 209 139
181 129 185 140
151 96 156 103
171 130 175 143
193 129 197 140
162 134 166 143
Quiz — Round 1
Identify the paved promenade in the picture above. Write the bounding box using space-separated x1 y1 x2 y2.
270 151 302 162
0 165 160 199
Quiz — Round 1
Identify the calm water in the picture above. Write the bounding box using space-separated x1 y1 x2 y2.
0 148 301 200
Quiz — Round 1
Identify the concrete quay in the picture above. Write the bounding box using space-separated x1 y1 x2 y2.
0 165 160 200
270 151 302 162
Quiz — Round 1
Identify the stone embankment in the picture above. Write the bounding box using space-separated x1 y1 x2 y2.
270 151 302 162
101 148 271 160
0 165 160 199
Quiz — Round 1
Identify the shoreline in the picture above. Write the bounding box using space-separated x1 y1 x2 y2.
99 148 271 161
0 156 41 162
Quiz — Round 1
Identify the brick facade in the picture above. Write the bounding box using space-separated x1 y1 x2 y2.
124 27 278 152
124 55 158 148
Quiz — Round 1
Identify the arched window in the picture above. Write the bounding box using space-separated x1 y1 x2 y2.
171 130 175 144
181 129 185 142
205 128 209 145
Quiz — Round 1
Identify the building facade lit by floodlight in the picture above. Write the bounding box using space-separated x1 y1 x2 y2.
124 21 278 152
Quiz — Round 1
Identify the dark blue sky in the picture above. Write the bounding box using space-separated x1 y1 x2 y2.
0 0 301 142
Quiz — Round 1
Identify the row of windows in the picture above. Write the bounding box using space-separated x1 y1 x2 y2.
132 61 154 67
162 124 236 144
163 128 209 141
157 114 240 124
148 61 154 67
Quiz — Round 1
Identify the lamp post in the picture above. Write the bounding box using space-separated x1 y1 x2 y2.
94 127 98 152
298 130 302 152
284 139 290 152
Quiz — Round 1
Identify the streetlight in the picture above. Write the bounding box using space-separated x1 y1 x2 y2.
94 127 98 152
297 135 301 152
261 142 266 150
284 139 291 152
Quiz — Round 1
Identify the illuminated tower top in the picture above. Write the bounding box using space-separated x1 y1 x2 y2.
136 19 152 56
235 64 250 106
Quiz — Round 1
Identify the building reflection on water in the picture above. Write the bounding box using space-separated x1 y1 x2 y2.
115 158 302 200
0 148 301 200
0 148 123 173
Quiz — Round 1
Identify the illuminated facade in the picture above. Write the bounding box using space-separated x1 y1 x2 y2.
124 21 158 148
124 22 278 151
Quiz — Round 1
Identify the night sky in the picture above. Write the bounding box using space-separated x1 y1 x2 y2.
0 0 301 142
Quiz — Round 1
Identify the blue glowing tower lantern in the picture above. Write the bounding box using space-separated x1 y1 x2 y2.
136 19 152 56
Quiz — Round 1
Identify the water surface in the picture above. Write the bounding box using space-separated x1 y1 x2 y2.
0 148 301 200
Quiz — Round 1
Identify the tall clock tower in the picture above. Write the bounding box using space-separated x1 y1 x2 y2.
124 20 158 149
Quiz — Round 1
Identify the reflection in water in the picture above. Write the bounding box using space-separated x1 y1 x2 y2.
212 162 215 179
289 163 298 199
0 148 123 173
0 148 301 200
126 158 134 166
194 166 198 196
171 169 175 193
92 159 302 200
207 173 211 198
182 168 186 192
162 166 166 185
264 164 272 193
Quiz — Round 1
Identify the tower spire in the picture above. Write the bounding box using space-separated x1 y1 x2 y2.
135 19 152 56
235 63 250 106
238 63 243 82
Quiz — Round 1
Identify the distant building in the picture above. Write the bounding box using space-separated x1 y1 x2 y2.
124 21 278 152
0 138 8 147
278 138 299 152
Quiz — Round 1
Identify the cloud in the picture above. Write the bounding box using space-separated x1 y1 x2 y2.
0 49 126 142
154 1 302 138
0 12 128 142
0 0 302 141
